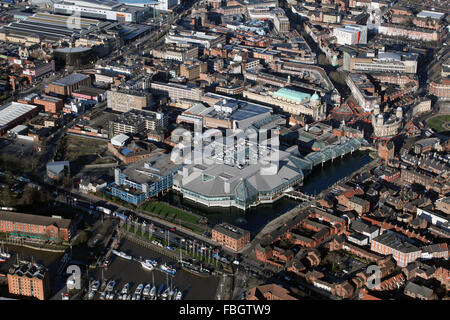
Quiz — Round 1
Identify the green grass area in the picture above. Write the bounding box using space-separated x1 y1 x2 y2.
139 201 200 224
97 194 205 234
427 115 450 133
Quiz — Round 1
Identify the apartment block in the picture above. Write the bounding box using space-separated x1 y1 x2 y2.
8 261 50 300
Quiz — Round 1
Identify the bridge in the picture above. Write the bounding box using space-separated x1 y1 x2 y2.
283 190 315 202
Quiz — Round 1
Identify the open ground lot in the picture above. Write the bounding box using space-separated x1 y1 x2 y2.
55 135 115 175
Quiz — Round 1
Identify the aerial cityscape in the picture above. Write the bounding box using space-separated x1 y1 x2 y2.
0 0 448 305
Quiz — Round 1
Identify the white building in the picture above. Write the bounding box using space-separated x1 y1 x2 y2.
53 0 150 23
334 25 367 45
111 133 130 147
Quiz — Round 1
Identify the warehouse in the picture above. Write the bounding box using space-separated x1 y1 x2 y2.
53 0 151 23
0 102 41 135
45 73 91 96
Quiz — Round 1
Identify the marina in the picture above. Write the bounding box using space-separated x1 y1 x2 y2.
89 238 220 300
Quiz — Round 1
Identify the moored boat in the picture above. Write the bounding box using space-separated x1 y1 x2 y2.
160 263 176 275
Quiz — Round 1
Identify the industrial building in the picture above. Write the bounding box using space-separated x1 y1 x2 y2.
0 12 108 45
53 0 152 23
0 11 150 49
0 102 41 135
45 73 91 96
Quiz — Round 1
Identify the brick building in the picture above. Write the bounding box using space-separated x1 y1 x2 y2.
0 210 74 242
378 140 395 161
32 95 64 114
370 232 421 267
212 223 250 251
429 79 450 100
7 261 50 300
45 73 91 97
246 284 297 300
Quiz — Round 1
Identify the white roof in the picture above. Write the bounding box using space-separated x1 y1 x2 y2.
417 10 445 20
111 133 130 146
9 124 28 134
0 102 39 128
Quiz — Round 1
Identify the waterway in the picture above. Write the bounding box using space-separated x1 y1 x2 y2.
90 239 220 300
162 150 372 236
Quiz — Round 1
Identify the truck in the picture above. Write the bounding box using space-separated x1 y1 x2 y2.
96 206 111 215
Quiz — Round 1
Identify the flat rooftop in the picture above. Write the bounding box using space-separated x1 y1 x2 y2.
213 223 249 239
52 73 89 87
122 151 180 185
372 232 420 253
0 102 40 128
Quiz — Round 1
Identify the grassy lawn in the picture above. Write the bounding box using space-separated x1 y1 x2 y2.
97 195 206 234
427 115 450 132
139 201 200 224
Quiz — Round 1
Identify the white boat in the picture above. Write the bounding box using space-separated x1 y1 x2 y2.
121 283 130 294
0 245 10 259
112 250 132 260
100 291 107 300
160 263 176 275
143 284 151 296
88 291 95 299
136 294 141 300
91 280 100 292
106 280 116 292
141 260 155 271
0 252 10 259
149 286 156 299
135 283 144 295
161 288 170 299
175 290 182 300
168 287 175 300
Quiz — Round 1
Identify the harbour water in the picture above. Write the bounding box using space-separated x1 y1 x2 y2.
162 150 372 236
91 239 220 300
